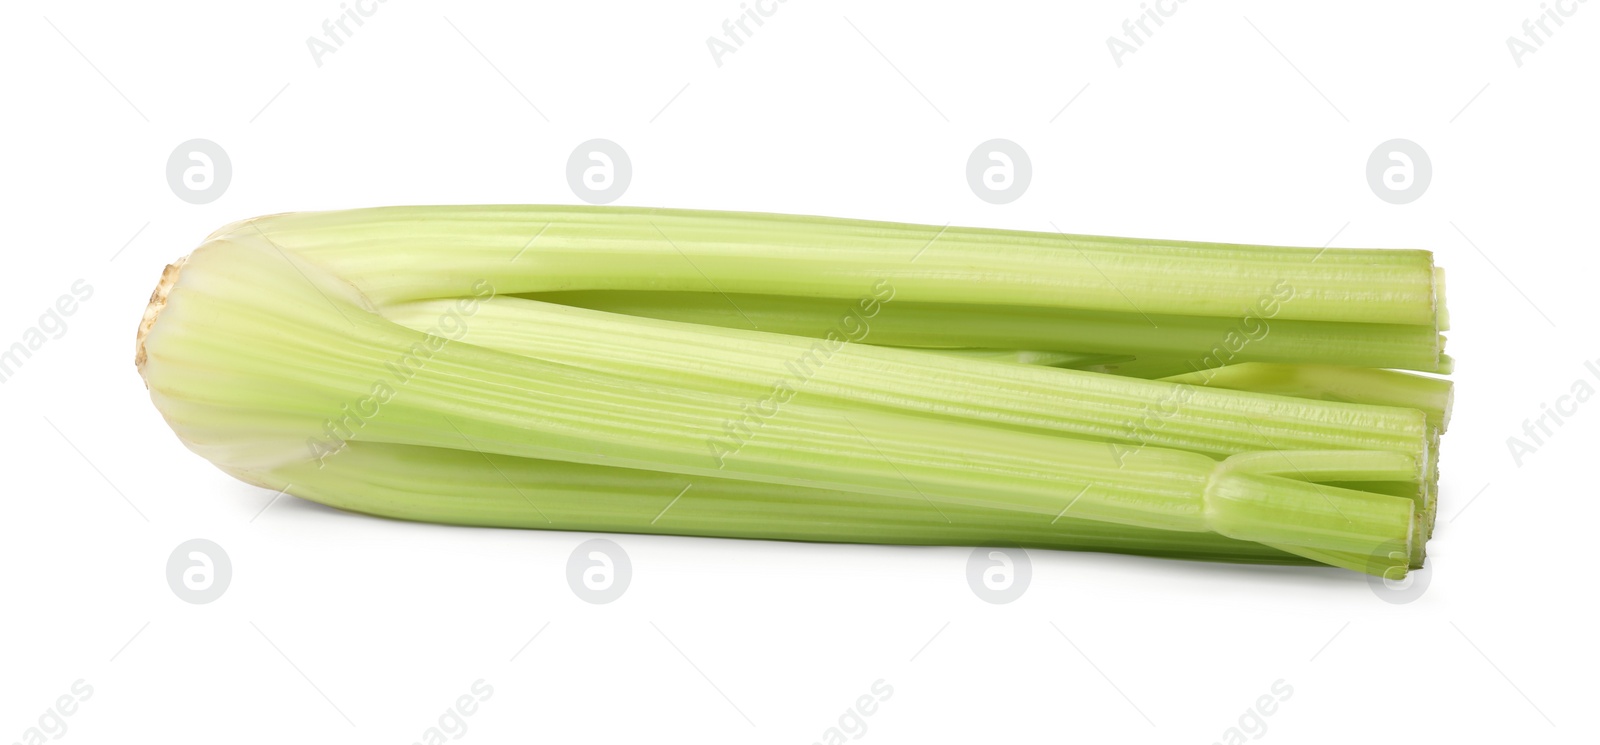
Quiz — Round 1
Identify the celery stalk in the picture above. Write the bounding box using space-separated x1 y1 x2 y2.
229 205 1446 327
380 295 1432 462
136 207 1445 577
518 290 1448 373
285 442 1315 566
1162 362 1453 432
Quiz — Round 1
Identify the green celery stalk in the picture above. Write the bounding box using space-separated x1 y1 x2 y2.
1162 362 1453 432
228 204 1446 328
284 442 1316 566
520 290 1447 373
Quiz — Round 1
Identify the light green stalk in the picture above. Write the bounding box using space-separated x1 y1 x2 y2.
287 441 1317 566
1162 363 1453 432
380 295 1433 462
522 290 1448 373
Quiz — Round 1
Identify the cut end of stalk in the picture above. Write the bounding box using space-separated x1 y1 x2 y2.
135 255 188 388
1434 266 1450 332
1439 384 1454 434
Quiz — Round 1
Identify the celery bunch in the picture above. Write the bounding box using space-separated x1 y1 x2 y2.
137 206 1450 577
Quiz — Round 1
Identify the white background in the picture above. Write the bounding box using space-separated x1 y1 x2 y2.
2 1 1597 743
